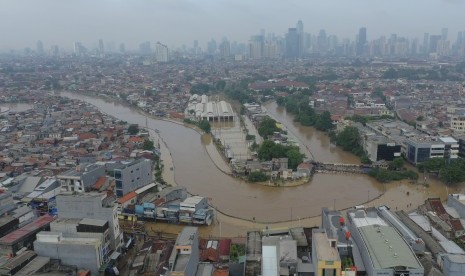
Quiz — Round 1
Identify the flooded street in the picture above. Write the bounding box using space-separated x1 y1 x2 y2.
59 92 455 231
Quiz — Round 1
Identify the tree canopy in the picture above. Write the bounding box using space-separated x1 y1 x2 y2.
258 117 280 139
128 124 139 135
257 140 305 170
198 120 211 133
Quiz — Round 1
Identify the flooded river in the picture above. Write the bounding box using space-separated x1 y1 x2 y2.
59 92 453 230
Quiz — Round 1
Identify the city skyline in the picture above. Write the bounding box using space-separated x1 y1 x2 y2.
1 0 465 51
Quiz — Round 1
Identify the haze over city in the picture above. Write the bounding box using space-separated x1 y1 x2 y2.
1 0 465 50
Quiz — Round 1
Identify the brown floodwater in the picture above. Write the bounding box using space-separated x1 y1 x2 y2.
59 92 456 227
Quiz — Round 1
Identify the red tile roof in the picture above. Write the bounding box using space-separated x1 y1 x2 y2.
92 176 107 190
128 136 144 143
200 247 219 262
448 219 464 231
117 191 137 204
78 132 97 141
214 268 229 276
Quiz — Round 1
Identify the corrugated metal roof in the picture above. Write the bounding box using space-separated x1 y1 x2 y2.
0 215 55 245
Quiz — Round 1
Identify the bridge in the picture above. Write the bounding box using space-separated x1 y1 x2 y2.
311 162 373 174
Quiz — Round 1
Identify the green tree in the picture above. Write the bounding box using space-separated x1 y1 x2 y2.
383 68 398 79
198 120 211 133
286 148 305 170
276 97 286 107
335 126 362 152
128 124 139 135
315 111 333 131
417 158 447 172
258 117 279 139
390 157 405 170
257 140 276 161
143 139 155 151
215 80 226 91
248 171 269 182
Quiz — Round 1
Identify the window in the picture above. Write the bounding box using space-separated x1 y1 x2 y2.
115 180 122 189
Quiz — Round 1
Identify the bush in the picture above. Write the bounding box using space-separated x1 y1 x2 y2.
197 120 211 133
369 168 418 183
248 171 270 182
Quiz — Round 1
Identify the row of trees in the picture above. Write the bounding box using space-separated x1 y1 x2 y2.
418 158 465 185
257 140 305 170
329 126 369 163
368 167 419 183
277 96 334 132
183 118 211 133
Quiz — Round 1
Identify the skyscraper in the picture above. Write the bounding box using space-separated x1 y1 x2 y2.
156 42 169 62
357 27 367 55
442 27 448 41
139 41 151 55
98 39 105 56
423 33 430 54
249 35 264 59
219 40 230 59
207 39 217 54
285 28 300 59
296 20 304 57
317 29 327 53
36 40 44 55
429 35 442 53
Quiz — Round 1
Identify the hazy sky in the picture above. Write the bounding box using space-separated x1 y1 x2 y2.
1 0 464 51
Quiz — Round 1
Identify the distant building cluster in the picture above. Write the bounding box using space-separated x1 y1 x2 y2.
185 94 235 122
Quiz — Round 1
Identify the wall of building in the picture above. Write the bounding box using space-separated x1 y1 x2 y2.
115 159 152 197
34 240 102 275
56 195 122 251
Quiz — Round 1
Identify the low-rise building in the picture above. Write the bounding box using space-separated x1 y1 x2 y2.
114 158 152 198
406 136 458 164
347 208 424 276
0 215 55 257
56 192 122 251
312 228 341 276
365 136 401 162
34 231 104 275
58 163 105 193
262 234 298 276
168 226 199 276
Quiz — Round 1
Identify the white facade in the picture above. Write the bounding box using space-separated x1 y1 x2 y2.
156 42 169 62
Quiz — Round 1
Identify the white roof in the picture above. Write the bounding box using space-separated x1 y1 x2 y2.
348 210 388 228
262 245 278 276
439 137 457 143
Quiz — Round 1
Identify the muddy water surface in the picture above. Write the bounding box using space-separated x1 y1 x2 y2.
60 92 454 228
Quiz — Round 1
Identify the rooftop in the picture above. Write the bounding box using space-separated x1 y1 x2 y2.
0 215 55 245
312 229 340 262
79 218 107 227
359 225 422 269
117 191 137 204
348 209 388 228
175 226 198 246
